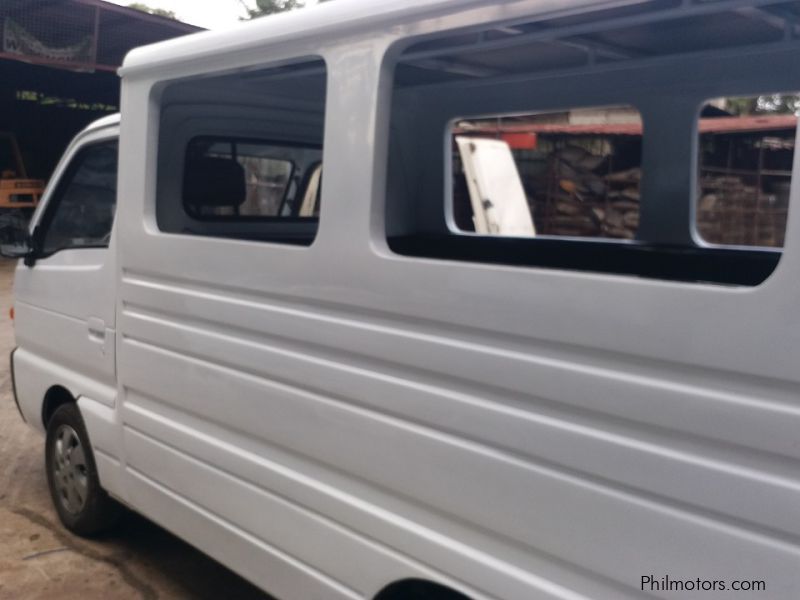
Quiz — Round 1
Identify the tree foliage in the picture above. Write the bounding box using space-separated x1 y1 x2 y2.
244 0 305 18
725 95 800 116
128 2 177 19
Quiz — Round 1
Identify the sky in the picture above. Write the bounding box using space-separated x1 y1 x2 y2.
105 0 318 30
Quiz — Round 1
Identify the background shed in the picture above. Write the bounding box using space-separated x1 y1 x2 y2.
0 0 200 180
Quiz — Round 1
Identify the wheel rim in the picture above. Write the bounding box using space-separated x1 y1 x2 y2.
52 424 89 514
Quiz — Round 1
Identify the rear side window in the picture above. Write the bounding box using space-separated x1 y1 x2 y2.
184 137 308 219
40 141 118 256
156 57 326 246
385 11 797 286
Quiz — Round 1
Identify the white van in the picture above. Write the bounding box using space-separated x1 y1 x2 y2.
5 0 800 598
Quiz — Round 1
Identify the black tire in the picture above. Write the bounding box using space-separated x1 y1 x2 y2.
45 403 121 536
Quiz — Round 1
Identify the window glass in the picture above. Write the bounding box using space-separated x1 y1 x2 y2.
41 141 118 255
158 57 326 245
452 106 642 239
185 138 298 218
697 94 798 248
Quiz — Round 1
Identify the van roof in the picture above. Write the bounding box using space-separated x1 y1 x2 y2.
118 0 605 79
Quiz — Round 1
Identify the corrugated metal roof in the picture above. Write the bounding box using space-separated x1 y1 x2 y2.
0 0 201 72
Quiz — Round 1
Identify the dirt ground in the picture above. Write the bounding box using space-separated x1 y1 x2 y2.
0 259 271 600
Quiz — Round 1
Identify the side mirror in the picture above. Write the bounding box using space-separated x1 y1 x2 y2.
0 240 31 259
0 213 35 264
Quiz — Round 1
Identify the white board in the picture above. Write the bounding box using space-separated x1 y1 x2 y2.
456 136 535 237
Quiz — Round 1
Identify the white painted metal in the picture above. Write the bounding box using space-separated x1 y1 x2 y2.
455 136 535 236
13 118 123 490
13 119 119 422
10 1 800 599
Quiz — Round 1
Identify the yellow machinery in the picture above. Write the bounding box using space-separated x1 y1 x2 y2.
0 133 44 211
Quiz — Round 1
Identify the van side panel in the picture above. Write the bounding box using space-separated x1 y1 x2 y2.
114 2 800 599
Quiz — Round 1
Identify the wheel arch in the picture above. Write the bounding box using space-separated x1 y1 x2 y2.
373 578 473 600
41 385 77 429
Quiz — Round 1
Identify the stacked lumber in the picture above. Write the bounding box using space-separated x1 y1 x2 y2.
535 144 641 239
697 174 788 247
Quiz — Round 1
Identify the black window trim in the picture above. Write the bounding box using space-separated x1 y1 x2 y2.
388 234 781 286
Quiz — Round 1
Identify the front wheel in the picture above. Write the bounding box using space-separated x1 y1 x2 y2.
45 403 121 536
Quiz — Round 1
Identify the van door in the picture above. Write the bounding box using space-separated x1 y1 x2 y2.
13 135 119 420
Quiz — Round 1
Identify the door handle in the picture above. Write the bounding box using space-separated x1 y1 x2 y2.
87 317 106 342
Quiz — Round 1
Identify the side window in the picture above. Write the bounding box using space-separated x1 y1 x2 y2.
40 141 118 256
157 57 327 246
386 11 797 286
183 137 316 219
